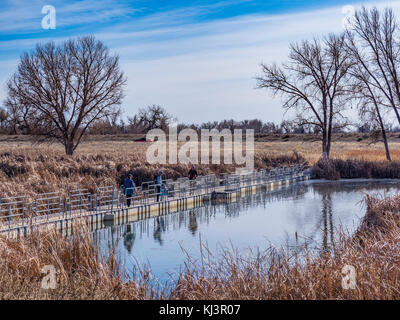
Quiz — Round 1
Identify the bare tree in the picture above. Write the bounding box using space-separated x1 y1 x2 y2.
136 105 174 132
256 34 353 157
346 7 400 126
0 108 8 133
347 54 392 161
4 36 126 155
4 86 43 134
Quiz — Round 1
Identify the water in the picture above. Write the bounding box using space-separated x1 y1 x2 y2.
93 179 400 283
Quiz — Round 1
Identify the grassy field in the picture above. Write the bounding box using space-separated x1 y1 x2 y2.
0 133 399 199
3 132 400 162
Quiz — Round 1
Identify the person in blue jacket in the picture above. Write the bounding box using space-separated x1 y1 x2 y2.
123 174 135 207
160 182 168 201
154 171 163 202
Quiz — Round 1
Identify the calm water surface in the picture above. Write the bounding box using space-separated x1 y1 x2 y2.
93 179 400 283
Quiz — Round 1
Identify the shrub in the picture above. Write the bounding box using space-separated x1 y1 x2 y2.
312 158 400 180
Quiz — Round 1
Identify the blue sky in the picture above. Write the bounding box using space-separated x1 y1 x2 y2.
0 0 394 124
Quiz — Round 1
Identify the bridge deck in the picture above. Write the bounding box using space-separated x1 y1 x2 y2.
0 166 311 236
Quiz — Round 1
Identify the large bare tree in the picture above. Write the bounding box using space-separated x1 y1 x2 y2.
5 36 126 155
347 53 392 161
256 34 353 157
346 7 400 126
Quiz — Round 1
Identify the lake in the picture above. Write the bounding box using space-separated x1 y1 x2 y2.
93 179 400 283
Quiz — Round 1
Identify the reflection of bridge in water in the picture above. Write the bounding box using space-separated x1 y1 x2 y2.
95 179 399 256
94 181 352 254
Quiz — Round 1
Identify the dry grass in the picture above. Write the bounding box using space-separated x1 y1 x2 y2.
0 222 148 299
1 133 400 199
0 136 306 200
1 193 400 299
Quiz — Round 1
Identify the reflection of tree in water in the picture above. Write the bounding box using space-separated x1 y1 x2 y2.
320 191 334 255
188 210 198 235
309 180 399 254
284 184 337 253
153 216 166 245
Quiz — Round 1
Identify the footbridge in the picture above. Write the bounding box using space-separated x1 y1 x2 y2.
0 165 311 237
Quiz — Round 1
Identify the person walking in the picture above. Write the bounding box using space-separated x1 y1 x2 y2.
188 166 198 194
188 165 198 180
160 182 168 201
122 174 135 207
154 171 163 202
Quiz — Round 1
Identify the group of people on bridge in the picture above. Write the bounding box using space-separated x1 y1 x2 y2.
121 165 198 208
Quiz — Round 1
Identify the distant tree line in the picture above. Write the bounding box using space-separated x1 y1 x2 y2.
84 114 400 135
2 101 400 136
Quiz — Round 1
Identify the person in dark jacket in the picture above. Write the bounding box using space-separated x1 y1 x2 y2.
188 166 198 180
188 166 198 195
123 174 135 207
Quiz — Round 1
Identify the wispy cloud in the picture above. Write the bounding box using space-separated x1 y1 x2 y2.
0 0 397 123
0 0 137 35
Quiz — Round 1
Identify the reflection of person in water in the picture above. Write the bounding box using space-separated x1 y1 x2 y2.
153 216 166 245
123 224 135 254
188 210 198 235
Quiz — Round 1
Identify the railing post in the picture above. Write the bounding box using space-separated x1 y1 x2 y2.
34 198 38 224
95 192 98 214
111 185 115 213
22 199 25 226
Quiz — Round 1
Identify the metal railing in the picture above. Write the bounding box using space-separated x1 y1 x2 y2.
0 164 309 230
0 195 27 228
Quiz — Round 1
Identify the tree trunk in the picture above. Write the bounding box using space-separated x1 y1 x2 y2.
368 93 392 161
326 131 332 158
322 131 328 159
326 103 333 158
376 106 391 161
65 140 74 155
322 146 327 158
382 129 391 161
12 124 18 135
